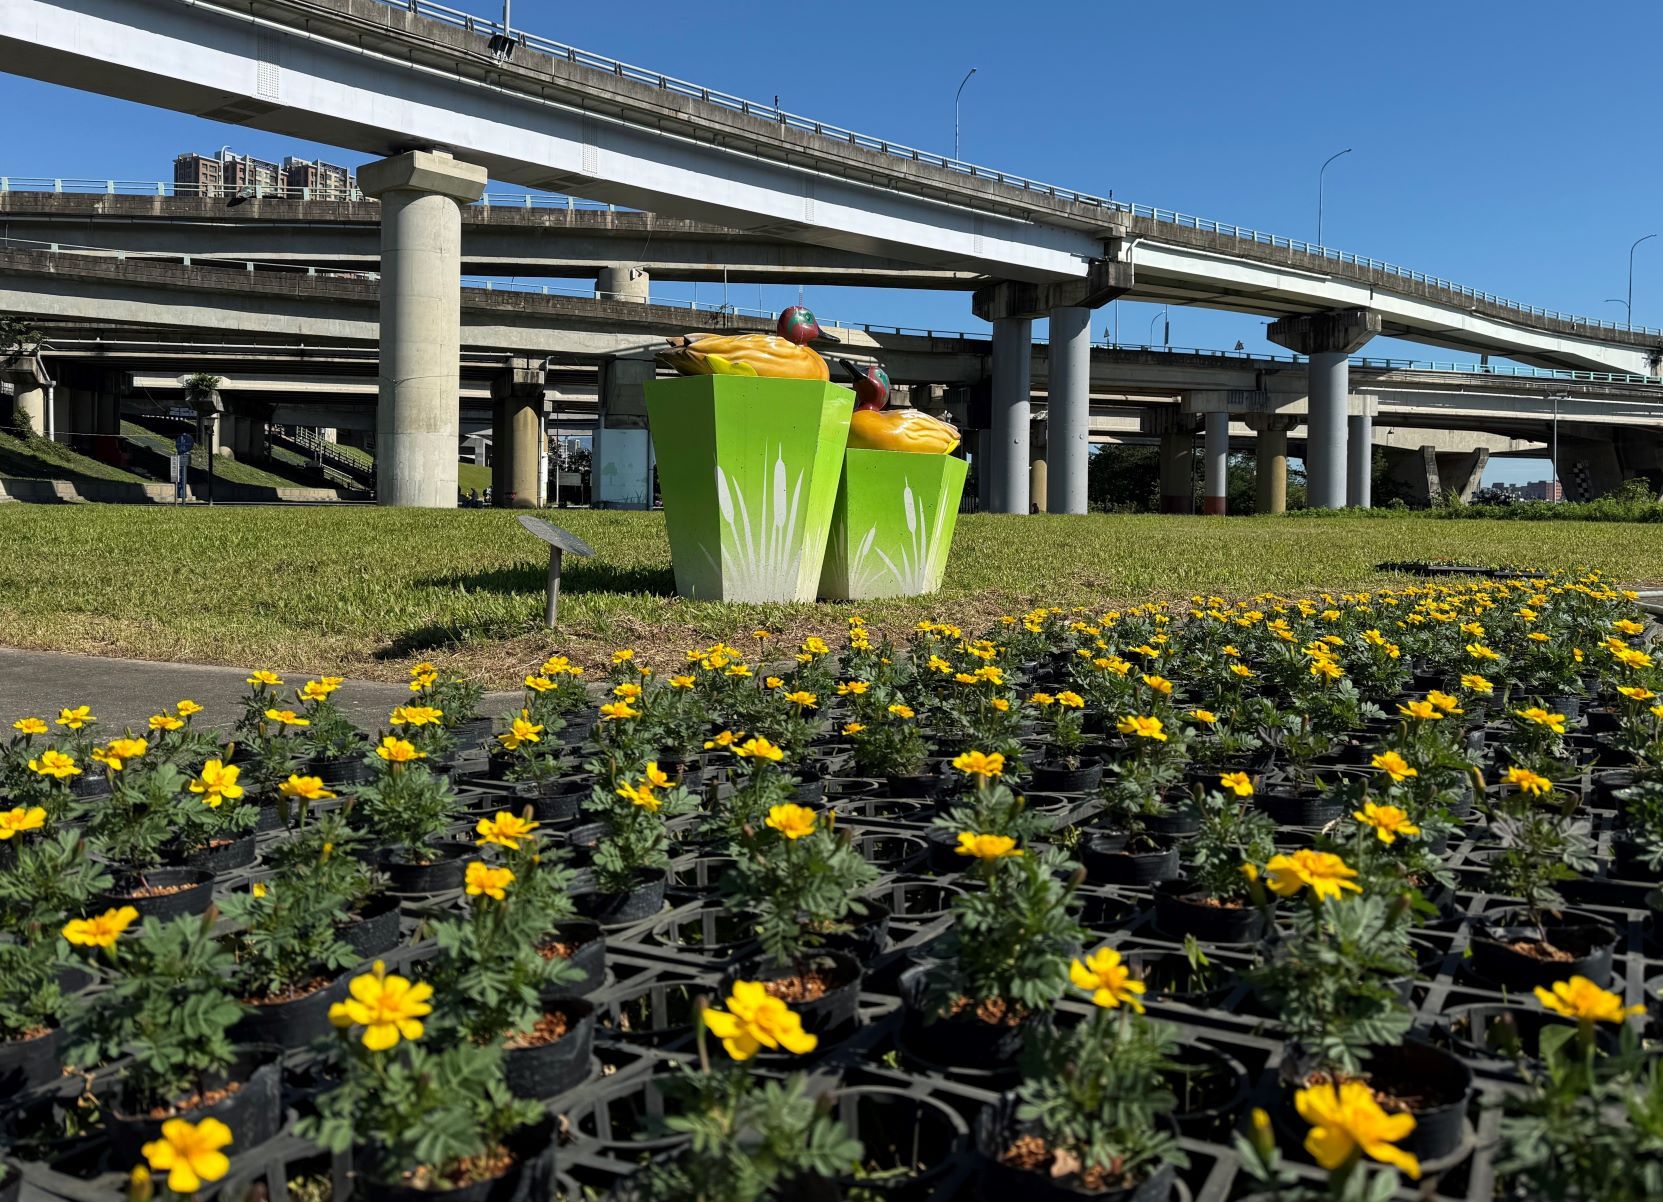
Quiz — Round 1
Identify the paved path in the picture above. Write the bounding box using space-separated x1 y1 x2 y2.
0 648 518 733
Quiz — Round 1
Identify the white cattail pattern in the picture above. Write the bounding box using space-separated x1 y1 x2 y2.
697 449 812 600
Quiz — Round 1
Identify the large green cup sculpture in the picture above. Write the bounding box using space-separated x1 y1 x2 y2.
645 375 853 601
819 449 967 600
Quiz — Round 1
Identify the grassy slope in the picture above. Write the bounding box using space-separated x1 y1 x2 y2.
120 422 310 490
0 431 147 483
0 507 1657 685
457 463 491 493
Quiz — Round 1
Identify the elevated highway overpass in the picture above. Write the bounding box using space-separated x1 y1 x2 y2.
1 0 1661 509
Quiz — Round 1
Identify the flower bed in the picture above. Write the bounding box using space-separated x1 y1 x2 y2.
2 573 1661 1200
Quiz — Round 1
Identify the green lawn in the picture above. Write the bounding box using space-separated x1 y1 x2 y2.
457 462 491 493
0 507 1657 685
0 430 146 483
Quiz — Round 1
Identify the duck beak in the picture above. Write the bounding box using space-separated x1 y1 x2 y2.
816 328 841 344
837 358 864 382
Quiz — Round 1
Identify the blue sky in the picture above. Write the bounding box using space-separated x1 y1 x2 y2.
5 0 1656 485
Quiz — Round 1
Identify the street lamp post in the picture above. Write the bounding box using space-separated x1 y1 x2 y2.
1629 234 1656 330
1148 307 1169 347
1316 148 1352 247
1551 394 1563 503
954 68 977 161
1606 298 1630 325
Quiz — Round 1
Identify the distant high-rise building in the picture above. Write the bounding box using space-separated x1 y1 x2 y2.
283 156 357 199
1520 479 1563 501
173 148 350 198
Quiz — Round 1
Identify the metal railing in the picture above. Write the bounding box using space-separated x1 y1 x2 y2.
0 176 629 213
4 233 1660 386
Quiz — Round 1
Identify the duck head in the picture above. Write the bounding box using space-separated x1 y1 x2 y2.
777 305 839 345
838 358 891 411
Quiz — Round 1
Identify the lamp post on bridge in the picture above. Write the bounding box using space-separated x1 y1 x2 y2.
1316 148 1352 247
953 68 977 161
1606 298 1630 325
1628 234 1656 331
1148 306 1170 348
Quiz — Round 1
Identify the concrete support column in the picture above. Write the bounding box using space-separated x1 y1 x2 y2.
1201 410 1230 515
214 413 237 458
597 264 650 304
1266 309 1381 510
491 361 546 508
989 316 1032 514
1030 419 1049 514
1046 305 1091 514
974 429 992 510
95 392 120 437
69 388 95 444
1157 429 1196 514
6 370 46 435
1347 408 1373 508
358 150 488 508
594 357 656 508
48 386 69 442
1244 413 1297 515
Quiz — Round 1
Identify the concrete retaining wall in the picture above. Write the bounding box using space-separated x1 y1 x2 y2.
0 477 369 504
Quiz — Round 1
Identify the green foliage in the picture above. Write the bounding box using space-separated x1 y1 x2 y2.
1483 800 1596 924
1016 1010 1187 1186
355 762 461 865
633 1065 862 1202
847 712 928 778
77 762 192 869
0 829 112 936
585 774 695 895
0 938 65 1040
1183 791 1276 903
62 912 245 1110
218 875 356 1002
723 810 877 968
261 804 377 917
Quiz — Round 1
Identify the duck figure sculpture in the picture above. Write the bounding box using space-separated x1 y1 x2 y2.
658 305 835 381
840 359 961 455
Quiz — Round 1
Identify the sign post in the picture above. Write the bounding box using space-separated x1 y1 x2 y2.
515 515 595 627
173 433 193 503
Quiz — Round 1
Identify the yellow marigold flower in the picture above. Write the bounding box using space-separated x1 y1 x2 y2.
612 683 643 700
1219 771 1254 798
1426 690 1463 714
393 705 443 727
265 708 310 728
953 672 978 685
1460 674 1494 695
1613 618 1646 635
1397 700 1441 721
189 759 244 807
1190 709 1218 725
702 980 818 1061
1031 691 1056 707
1533 976 1645 1024
497 715 543 750
464 861 514 901
643 762 671 789
299 680 338 702
1230 663 1255 679
765 804 818 840
1466 642 1501 662
952 750 1005 779
1055 690 1085 709
408 671 437 692
616 780 662 811
141 1117 233 1195
1354 802 1420 845
1296 1080 1420 1180
1142 674 1174 695
12 716 48 736
990 697 1011 712
1068 946 1146 1013
599 701 640 721
63 905 139 948
278 774 335 801
1118 715 1168 742
784 690 818 708
733 736 785 762
328 961 433 1051
524 675 556 693
837 681 870 696
1371 751 1418 783
926 655 952 674
1613 646 1656 669
1618 685 1657 701
1264 850 1362 901
955 832 1022 860
56 706 95 731
1505 766 1553 796
727 663 755 678
29 749 81 780
246 670 283 687
252 882 268 899
704 730 739 749
168 701 203 720
148 713 184 732
612 649 636 664
669 675 696 689
374 737 424 764
476 811 539 850
1515 706 1567 734
888 703 916 719
801 637 830 656
842 722 865 735
1527 631 1551 643
0 806 46 840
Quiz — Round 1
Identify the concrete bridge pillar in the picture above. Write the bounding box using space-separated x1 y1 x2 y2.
1244 413 1298 514
1267 309 1382 509
1148 410 1198 514
1030 417 1049 513
68 387 95 446
1046 305 1091 514
491 360 546 509
358 149 487 508
595 356 656 508
1201 411 1230 515
597 264 650 304
1347 396 1376 508
5 368 47 436
989 316 1032 514
212 413 237 458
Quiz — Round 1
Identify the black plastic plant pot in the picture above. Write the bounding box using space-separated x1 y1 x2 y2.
1125 949 1239 1009
1084 834 1180 886
233 974 350 1051
378 843 471 895
503 998 595 1100
1252 785 1345 826
1030 757 1103 793
830 1086 968 1201
167 832 257 874
356 1109 557 1202
0 1026 61 1097
972 1093 1176 1201
562 822 608 865
1436 1002 1613 1063
106 1048 283 1168
853 833 928 873
722 950 863 1040
1469 915 1617 990
1277 1039 1471 1166
645 902 755 960
884 772 940 800
308 753 370 787
525 787 586 824
790 774 828 805
898 965 1031 1076
593 977 715 1047
1164 1042 1249 1138
1144 806 1202 839
1151 881 1268 944
818 899 893 965
94 866 215 919
573 870 667 926
450 716 494 753
538 920 607 998
338 893 403 958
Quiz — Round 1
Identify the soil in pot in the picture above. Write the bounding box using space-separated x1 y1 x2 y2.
974 1094 1176 1202
1469 914 1618 990
898 965 1032 1077
1151 880 1267 944
94 867 214 919
725 951 863 1042
536 920 606 997
167 832 257 873
1084 834 1180 886
232 974 348 1051
502 999 595 1100
1284 1040 1471 1165
0 1026 62 1096
355 1110 556 1202
106 1050 283 1167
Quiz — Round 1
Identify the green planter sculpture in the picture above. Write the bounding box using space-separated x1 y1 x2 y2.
819 449 967 600
645 375 853 602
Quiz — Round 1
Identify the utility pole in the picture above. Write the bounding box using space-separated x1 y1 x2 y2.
1317 148 1352 246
